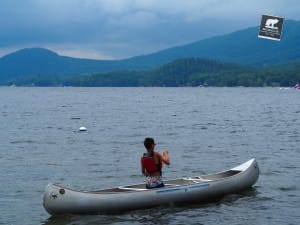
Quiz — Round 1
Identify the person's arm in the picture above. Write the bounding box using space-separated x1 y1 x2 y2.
141 157 146 176
161 150 170 165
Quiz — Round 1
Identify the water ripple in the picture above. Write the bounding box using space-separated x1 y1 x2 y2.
1 87 299 225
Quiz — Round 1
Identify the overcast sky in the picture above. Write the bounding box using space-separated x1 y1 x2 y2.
0 0 299 59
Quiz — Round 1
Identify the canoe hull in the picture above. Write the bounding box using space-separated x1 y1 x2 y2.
43 159 259 215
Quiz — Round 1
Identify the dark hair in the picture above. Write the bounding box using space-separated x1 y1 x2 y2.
144 137 155 150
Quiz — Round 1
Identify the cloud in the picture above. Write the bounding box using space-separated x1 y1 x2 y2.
0 0 300 59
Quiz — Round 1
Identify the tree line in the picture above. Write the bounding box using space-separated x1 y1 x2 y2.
6 58 300 87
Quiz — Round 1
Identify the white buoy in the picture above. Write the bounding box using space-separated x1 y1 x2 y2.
79 126 87 131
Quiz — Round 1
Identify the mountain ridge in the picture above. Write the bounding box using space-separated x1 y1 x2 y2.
125 20 300 67
1 20 300 84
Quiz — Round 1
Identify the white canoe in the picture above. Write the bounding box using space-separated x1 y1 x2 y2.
43 158 259 215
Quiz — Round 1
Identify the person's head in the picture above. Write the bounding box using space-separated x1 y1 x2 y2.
144 137 155 150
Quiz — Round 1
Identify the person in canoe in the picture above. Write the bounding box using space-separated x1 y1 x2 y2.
141 137 170 189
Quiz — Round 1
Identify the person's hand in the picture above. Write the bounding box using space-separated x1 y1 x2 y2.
162 150 169 156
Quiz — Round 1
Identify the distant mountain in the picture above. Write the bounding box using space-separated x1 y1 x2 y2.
1 20 300 84
126 20 300 67
0 47 157 84
0 48 118 83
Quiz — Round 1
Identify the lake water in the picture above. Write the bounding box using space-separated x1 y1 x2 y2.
0 87 299 225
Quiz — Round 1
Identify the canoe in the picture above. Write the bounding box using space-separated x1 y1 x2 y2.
43 158 259 215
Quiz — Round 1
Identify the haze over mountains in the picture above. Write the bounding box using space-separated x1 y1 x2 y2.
0 20 299 84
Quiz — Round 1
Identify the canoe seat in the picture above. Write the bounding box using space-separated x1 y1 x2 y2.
119 187 148 191
184 177 212 183
164 183 181 187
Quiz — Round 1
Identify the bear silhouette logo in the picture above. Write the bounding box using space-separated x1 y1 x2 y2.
258 15 284 41
265 19 279 29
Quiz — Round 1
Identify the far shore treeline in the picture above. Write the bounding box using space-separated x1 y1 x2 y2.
5 58 300 87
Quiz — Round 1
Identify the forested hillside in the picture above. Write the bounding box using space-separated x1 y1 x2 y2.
7 58 300 87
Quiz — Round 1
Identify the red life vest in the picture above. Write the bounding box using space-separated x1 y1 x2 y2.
142 152 162 174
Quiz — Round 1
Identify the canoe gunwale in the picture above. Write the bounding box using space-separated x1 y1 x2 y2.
48 158 256 194
55 170 242 194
